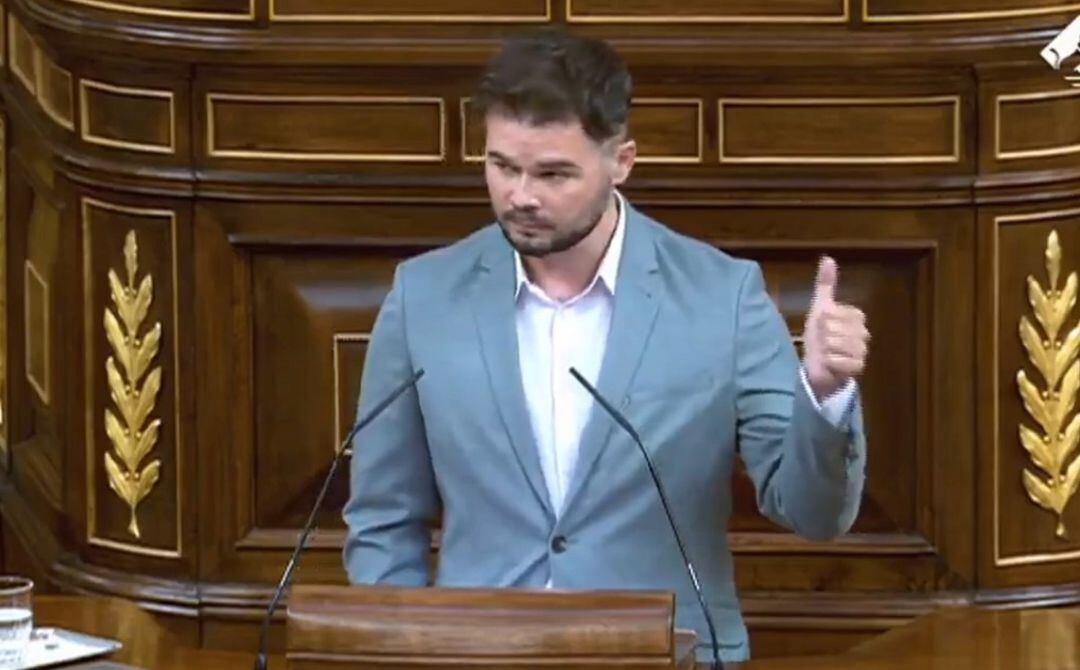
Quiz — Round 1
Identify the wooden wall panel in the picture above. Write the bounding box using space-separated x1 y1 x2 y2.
333 334 367 456
22 174 61 409
205 93 446 163
194 199 490 583
55 0 255 21
0 115 7 464
718 97 961 165
249 251 398 534
566 0 850 23
996 90 1080 162
8 15 37 97
863 0 1080 23
987 210 1080 572
80 79 176 155
36 53 74 132
630 100 704 164
23 260 48 404
81 197 183 559
269 0 552 22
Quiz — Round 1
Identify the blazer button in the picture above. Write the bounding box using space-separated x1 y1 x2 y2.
551 535 568 553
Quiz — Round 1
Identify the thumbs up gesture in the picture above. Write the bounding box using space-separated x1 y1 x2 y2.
802 256 870 401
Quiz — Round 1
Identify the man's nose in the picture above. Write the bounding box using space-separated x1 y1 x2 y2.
508 175 540 210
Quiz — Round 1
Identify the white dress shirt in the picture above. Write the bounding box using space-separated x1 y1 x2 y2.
514 192 855 522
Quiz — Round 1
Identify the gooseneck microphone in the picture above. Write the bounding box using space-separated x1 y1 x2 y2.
569 367 723 670
253 368 426 670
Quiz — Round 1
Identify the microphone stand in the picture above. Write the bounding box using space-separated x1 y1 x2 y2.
569 367 723 670
253 368 425 670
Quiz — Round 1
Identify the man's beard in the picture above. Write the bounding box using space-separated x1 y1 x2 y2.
497 189 612 258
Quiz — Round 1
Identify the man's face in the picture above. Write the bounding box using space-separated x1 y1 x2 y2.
484 111 634 257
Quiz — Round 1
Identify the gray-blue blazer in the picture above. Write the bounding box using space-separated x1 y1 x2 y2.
342 203 866 662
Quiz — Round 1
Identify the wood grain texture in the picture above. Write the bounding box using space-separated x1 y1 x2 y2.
286 584 696 668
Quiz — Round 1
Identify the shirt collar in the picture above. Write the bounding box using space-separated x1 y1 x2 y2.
513 190 627 302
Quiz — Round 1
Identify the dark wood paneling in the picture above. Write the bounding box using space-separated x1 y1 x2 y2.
54 0 255 20
205 93 445 163
982 206 1080 582
269 0 552 21
566 0 849 22
23 258 48 404
996 91 1080 163
36 52 74 132
8 15 37 97
719 97 960 165
80 80 176 155
630 100 704 163
81 196 184 560
863 0 1080 23
250 250 397 531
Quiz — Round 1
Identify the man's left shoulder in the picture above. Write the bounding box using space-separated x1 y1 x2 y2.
635 210 756 286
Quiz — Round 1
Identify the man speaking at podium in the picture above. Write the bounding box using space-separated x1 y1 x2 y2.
343 29 869 664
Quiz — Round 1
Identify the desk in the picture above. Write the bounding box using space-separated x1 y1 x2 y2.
33 596 281 669
29 597 1080 669
740 606 1080 670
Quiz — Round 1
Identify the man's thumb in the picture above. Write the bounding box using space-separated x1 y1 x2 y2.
813 256 838 304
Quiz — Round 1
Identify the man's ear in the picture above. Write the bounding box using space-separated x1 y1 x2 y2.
611 138 637 186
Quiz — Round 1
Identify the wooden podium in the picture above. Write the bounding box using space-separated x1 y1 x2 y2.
285 584 699 668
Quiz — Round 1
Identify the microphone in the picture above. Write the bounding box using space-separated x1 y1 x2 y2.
569 367 723 670
253 368 426 670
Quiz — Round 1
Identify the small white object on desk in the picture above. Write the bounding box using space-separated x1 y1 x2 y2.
15 628 121 669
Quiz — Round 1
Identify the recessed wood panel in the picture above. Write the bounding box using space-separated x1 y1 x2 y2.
81 80 176 154
864 0 1080 22
56 0 254 21
8 15 37 95
251 252 398 532
0 11 7 67
0 117 6 457
719 97 960 165
270 0 551 22
993 211 1080 567
632 100 704 164
24 260 48 405
567 0 849 22
333 334 368 454
996 89 1080 161
82 197 182 559
36 53 74 131
206 94 445 162
460 98 484 163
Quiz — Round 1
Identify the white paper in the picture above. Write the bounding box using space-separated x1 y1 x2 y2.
16 628 121 669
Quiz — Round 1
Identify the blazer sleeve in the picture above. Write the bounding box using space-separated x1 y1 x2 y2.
342 265 439 585
732 261 866 541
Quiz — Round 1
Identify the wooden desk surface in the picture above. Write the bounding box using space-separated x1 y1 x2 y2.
739 605 1080 670
28 596 1080 669
34 596 282 670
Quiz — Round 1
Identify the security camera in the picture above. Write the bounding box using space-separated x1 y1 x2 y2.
1042 16 1080 69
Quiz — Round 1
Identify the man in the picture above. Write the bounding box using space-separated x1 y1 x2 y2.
342 29 868 663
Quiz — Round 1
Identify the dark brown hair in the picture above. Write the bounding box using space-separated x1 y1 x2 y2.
473 29 632 144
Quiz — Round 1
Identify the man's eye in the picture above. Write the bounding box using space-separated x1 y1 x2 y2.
540 172 568 181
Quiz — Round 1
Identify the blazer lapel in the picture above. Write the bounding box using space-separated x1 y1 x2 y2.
560 209 662 516
470 242 556 521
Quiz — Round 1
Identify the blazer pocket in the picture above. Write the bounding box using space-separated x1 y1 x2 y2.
627 371 717 404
